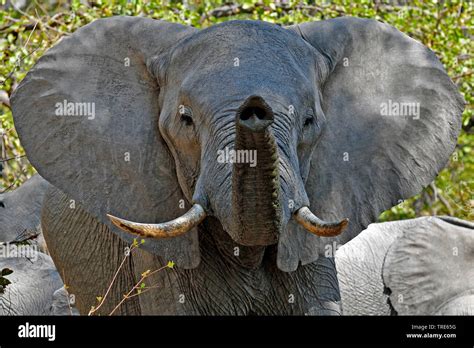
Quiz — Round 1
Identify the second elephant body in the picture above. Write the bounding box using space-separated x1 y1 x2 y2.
336 217 474 315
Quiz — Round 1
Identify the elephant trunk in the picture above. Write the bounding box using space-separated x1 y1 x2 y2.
231 96 282 246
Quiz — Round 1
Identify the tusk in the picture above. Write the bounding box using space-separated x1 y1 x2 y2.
294 206 348 237
107 204 206 239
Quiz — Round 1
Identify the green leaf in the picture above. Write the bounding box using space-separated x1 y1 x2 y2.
1 268 13 276
0 277 12 290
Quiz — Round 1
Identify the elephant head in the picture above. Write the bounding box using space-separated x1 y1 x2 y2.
11 17 463 270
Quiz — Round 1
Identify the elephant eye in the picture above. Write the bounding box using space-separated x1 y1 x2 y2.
179 106 193 126
303 116 314 127
181 114 193 126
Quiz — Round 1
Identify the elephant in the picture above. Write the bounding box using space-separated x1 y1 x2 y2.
0 175 77 315
336 216 474 315
10 16 464 315
0 174 51 252
0 246 76 315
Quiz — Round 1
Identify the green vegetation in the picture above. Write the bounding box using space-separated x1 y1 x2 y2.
0 0 472 220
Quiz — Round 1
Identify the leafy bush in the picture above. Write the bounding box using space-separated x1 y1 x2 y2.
0 0 472 220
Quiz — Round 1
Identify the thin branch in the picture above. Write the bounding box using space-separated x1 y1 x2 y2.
88 244 138 316
0 45 42 88
0 183 15 194
13 5 70 36
0 155 26 163
108 264 169 316
33 0 48 16
430 182 454 216
199 2 346 24
124 284 162 299
23 18 38 49
0 91 10 108
0 161 31 193
452 72 472 81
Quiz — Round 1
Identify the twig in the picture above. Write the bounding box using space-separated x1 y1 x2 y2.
0 183 15 194
199 2 346 24
430 182 454 216
0 45 42 88
452 72 472 81
108 264 169 316
0 91 10 108
33 0 48 16
0 128 14 134
13 5 70 36
23 18 38 49
0 162 31 193
124 284 162 299
0 155 26 163
88 243 138 316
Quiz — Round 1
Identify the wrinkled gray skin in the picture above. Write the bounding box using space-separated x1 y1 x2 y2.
0 247 76 315
11 17 463 315
0 175 77 315
336 217 474 315
0 174 50 252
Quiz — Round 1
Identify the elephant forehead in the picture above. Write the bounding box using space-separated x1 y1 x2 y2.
170 20 316 74
179 64 315 103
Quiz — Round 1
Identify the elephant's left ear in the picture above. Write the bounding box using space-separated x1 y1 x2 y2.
284 17 464 266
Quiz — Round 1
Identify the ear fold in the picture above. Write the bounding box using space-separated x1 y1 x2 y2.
11 17 200 268
382 217 474 315
280 17 464 271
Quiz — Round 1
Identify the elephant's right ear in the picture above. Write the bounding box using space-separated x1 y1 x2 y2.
11 17 200 268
